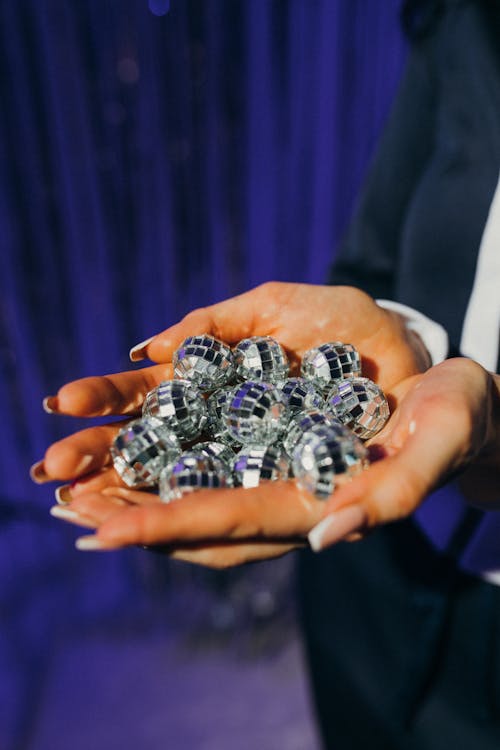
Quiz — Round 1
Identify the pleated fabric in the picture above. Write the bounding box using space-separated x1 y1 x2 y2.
0 2 405 745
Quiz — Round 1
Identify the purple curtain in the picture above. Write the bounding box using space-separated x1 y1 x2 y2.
0 1 406 747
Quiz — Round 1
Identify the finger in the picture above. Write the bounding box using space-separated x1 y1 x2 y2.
71 480 325 549
45 363 172 417
55 467 125 504
168 540 304 568
66 492 131 525
43 422 127 481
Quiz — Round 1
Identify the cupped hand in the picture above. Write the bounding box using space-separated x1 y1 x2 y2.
46 359 499 568
35 282 429 484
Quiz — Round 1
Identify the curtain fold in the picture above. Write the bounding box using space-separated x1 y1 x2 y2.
0 2 405 746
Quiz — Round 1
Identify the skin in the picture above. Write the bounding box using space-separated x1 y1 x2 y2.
34 282 500 567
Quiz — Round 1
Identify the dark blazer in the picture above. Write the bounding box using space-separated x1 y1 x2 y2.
329 0 500 363
299 4 500 748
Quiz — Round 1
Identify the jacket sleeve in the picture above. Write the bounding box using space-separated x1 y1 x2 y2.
329 39 436 298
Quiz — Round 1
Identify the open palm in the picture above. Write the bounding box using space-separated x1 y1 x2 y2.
35 282 490 567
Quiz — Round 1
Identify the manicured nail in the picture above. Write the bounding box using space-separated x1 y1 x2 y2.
308 505 367 552
30 460 50 484
55 485 72 504
75 535 110 551
129 336 155 362
43 396 59 414
49 505 97 529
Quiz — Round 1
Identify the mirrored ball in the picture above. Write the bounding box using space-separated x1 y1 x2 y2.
325 376 389 439
111 416 180 488
233 336 289 384
301 342 361 393
206 386 242 447
192 440 236 470
173 334 235 391
232 444 290 488
292 423 367 499
142 379 207 441
280 377 324 418
159 451 232 502
223 380 286 445
283 408 338 458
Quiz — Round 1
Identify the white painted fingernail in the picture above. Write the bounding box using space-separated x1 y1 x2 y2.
43 396 59 414
75 536 110 551
308 505 367 552
55 485 72 504
73 455 94 475
129 336 155 362
30 460 50 484
49 505 97 529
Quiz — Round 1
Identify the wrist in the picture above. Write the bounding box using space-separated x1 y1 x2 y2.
376 299 449 367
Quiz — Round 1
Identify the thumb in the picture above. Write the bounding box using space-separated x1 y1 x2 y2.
307 430 461 551
308 359 485 551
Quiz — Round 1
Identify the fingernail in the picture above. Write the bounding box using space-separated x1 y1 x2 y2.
55 485 72 504
73 455 94 475
49 505 97 529
75 535 110 551
30 460 50 484
129 336 155 362
43 396 59 414
308 505 367 552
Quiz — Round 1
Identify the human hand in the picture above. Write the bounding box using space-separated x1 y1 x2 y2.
308 357 500 550
41 359 499 566
40 281 430 424
31 281 440 566
32 281 429 482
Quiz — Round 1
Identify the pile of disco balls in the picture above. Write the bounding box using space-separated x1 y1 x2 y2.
110 335 390 502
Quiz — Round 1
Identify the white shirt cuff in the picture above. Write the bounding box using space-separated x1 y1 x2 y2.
376 299 449 366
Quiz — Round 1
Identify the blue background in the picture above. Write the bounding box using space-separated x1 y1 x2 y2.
0 1 406 747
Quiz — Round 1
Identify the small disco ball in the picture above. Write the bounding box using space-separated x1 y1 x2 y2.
159 451 232 502
223 380 286 445
173 334 235 391
142 379 207 441
283 408 338 458
301 342 361 392
233 336 289 384
110 416 180 488
280 378 324 418
206 386 242 447
192 440 236 470
292 423 368 499
325 376 390 440
232 444 290 489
